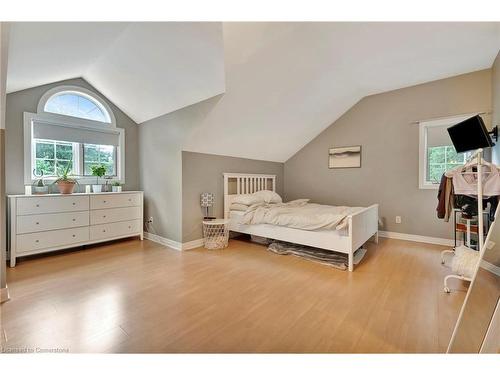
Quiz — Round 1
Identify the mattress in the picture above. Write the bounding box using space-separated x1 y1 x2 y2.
228 208 351 235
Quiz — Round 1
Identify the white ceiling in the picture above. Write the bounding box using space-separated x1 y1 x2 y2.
183 22 500 162
7 22 225 123
6 22 500 162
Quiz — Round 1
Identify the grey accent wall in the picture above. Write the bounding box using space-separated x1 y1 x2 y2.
138 96 221 243
182 151 284 242
284 69 492 240
492 51 500 165
5 77 140 194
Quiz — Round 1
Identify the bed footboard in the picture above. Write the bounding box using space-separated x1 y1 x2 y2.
347 204 379 271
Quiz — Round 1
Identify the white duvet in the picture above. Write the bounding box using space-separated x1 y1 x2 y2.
239 199 362 231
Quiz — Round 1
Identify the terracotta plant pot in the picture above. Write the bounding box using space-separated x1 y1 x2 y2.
57 180 76 194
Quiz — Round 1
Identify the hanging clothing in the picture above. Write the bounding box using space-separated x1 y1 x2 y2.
454 195 498 221
437 174 447 219
437 174 455 222
448 164 500 197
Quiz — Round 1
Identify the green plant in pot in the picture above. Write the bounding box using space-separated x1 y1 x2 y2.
53 162 78 194
90 164 107 193
112 181 122 193
32 170 49 194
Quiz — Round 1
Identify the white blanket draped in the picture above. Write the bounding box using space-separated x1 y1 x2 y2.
239 200 362 231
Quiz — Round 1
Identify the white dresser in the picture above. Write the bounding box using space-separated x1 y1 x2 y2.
7 191 143 267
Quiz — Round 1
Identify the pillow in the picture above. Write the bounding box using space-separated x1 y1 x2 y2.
231 194 263 206
231 190 283 205
230 203 249 212
252 190 283 204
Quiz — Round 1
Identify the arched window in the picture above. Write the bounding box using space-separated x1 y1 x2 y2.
24 85 124 184
37 85 116 126
44 92 111 123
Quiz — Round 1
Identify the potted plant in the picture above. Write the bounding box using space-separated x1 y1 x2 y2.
32 170 49 194
53 162 78 194
90 164 107 193
112 181 122 192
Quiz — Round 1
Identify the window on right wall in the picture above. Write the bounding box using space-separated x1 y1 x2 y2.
418 114 477 189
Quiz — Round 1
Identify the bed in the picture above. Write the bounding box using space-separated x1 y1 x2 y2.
223 173 379 271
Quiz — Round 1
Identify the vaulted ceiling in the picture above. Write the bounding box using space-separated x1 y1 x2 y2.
6 22 500 162
7 22 225 123
183 22 500 162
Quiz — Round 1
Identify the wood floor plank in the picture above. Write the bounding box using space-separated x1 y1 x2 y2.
1 237 466 353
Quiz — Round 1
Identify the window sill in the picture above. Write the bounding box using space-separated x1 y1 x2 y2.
29 177 124 186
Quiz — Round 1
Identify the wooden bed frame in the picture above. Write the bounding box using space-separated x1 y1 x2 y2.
223 173 379 271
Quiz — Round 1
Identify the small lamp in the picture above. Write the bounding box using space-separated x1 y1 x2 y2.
200 192 215 220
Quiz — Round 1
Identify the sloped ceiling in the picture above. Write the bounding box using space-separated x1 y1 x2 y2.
183 22 500 162
6 22 500 162
6 22 225 123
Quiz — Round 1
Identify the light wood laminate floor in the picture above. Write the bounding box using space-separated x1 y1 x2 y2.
1 237 467 353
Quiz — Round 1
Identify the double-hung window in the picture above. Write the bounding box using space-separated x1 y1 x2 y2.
25 86 125 184
418 114 478 189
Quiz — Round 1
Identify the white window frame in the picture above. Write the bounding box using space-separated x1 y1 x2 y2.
24 86 125 185
418 113 477 190
38 85 116 126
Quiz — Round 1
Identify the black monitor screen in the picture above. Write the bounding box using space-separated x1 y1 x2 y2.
447 115 493 153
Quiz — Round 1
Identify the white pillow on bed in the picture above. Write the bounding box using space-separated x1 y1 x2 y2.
253 190 283 204
230 203 249 211
231 190 283 205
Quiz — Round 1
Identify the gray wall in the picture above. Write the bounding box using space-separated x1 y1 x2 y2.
138 96 221 243
284 69 492 239
182 151 284 242
5 77 140 194
492 51 500 165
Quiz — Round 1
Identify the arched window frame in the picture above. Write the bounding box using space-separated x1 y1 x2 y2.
37 85 116 127
24 86 125 185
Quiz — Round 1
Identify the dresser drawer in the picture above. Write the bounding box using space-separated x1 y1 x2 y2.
17 211 89 234
90 206 142 225
90 193 142 210
17 196 89 215
90 219 142 241
16 227 89 254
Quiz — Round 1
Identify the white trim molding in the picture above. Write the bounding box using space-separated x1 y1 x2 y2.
37 85 116 126
418 113 478 190
379 230 454 246
144 232 204 251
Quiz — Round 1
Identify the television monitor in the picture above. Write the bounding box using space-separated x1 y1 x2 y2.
447 115 494 153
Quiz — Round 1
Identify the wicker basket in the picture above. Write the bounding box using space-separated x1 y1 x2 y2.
202 219 229 250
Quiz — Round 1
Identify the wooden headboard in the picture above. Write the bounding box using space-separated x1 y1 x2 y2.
223 173 276 219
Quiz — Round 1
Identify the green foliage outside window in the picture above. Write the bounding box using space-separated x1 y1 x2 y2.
427 145 467 183
35 140 74 177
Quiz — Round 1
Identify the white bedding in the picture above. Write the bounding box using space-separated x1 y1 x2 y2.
237 200 363 231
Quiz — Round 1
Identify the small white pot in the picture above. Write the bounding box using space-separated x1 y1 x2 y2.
112 186 122 192
92 184 103 193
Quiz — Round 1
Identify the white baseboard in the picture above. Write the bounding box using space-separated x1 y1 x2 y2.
182 238 205 250
0 287 10 304
379 231 454 246
143 232 204 251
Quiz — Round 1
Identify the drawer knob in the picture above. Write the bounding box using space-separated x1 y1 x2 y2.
72 218 76 222
72 202 76 205
72 234 76 238
128 226 131 229
102 229 106 233
103 215 106 218
128 199 132 201
35 240 39 243
36 204 40 207
36 222 39 225
103 200 107 203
